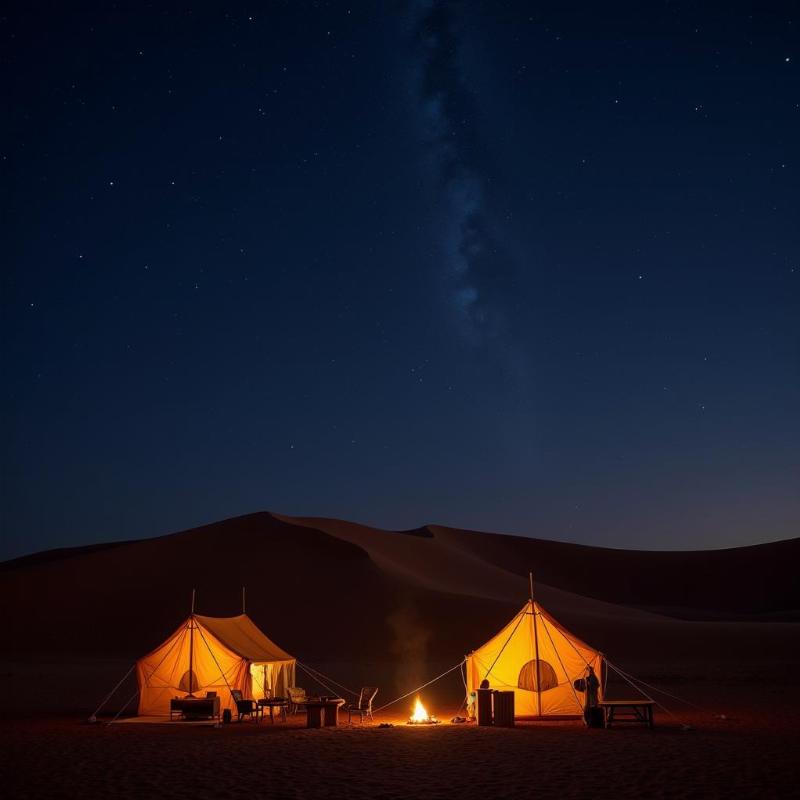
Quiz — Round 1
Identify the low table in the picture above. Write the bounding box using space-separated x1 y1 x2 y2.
257 698 288 724
301 698 345 728
598 700 655 728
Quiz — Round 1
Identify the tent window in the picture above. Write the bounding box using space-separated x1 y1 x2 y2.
178 669 198 693
518 660 558 692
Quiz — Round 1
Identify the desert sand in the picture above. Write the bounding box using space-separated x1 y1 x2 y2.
1 511 798 798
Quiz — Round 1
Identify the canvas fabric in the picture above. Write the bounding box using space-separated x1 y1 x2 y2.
136 614 295 716
466 600 604 717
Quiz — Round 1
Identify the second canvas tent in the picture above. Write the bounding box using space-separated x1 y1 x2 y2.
466 600 604 717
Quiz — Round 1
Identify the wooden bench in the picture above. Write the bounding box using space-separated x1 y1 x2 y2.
598 700 654 728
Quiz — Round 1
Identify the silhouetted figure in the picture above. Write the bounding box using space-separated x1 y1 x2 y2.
585 666 599 705
583 665 602 726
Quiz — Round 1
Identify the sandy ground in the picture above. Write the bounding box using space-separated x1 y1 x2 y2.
1 691 796 800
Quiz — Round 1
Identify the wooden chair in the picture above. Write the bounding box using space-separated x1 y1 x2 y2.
230 689 258 722
287 687 307 715
346 687 378 723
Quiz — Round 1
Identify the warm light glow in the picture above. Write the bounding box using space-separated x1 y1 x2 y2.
410 696 429 722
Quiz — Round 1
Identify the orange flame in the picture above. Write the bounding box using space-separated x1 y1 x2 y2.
410 696 429 722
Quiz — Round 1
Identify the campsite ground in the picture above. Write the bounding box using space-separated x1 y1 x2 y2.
1 685 797 800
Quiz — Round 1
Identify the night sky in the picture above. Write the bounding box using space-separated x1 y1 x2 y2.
3 2 798 559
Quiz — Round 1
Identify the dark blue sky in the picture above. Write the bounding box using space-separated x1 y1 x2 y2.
3 1 798 559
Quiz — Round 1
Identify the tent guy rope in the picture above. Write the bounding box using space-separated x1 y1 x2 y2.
371 659 466 715
605 659 713 713
605 660 688 726
296 662 341 698
296 660 360 698
92 615 188 723
104 615 191 725
107 687 140 725
88 663 135 722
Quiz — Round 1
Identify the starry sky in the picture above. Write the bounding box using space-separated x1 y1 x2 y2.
2 1 798 559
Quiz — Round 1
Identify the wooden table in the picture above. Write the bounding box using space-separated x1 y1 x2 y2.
598 700 655 728
301 698 345 728
257 698 288 724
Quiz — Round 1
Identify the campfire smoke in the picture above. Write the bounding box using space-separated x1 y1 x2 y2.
387 601 431 695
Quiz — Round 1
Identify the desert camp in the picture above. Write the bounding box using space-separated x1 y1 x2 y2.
65 560 674 733
96 579 617 728
86 576 709 731
2 512 799 799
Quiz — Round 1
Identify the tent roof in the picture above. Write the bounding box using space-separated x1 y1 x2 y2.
468 600 602 658
194 613 295 663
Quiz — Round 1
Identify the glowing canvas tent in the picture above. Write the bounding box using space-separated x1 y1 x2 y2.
136 614 295 716
466 599 604 717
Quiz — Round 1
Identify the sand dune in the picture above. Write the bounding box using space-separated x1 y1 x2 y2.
275 514 530 603
427 523 800 619
1 511 798 715
281 514 800 624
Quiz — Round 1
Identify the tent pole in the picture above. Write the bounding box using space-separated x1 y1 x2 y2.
242 586 246 615
188 589 196 697
188 617 195 696
530 571 542 719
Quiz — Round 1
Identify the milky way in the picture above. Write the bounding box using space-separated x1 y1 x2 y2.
409 1 524 375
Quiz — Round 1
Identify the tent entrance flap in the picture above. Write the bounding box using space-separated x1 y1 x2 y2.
249 661 296 699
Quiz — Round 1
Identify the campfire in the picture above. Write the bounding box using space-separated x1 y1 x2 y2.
407 695 439 725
